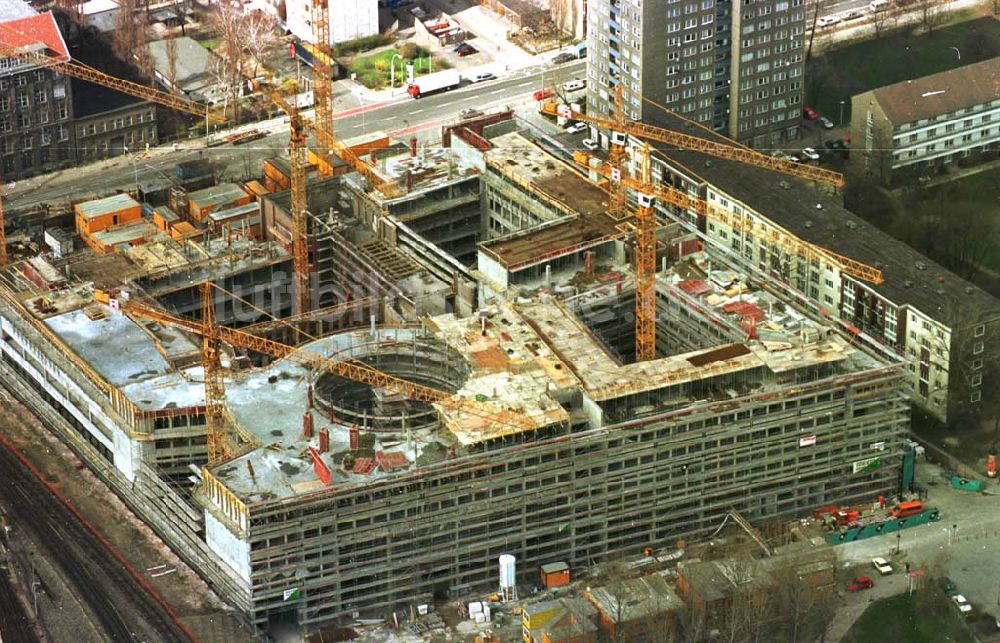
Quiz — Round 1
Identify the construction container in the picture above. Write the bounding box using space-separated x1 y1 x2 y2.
152 206 180 232
242 180 270 201
306 149 349 176
950 476 984 492
263 157 292 192
74 193 142 241
187 183 252 222
540 562 570 588
170 221 198 240
88 220 156 255
176 158 215 181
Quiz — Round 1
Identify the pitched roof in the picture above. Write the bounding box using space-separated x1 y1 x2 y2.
867 57 1000 126
0 11 70 61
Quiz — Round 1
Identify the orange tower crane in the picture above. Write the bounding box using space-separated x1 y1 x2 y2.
310 0 336 176
200 282 233 463
0 189 7 267
575 148 885 285
633 143 656 361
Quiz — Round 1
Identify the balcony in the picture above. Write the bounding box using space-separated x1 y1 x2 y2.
610 18 621 30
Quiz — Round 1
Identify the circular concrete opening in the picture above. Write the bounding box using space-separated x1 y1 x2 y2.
313 335 469 432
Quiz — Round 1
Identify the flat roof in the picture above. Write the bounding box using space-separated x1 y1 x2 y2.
644 111 1000 326
76 193 141 219
207 202 259 223
90 220 157 247
188 183 249 208
480 133 624 269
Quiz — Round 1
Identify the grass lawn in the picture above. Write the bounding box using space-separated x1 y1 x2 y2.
199 37 220 52
919 167 1000 273
806 17 1000 122
350 48 450 90
841 593 974 643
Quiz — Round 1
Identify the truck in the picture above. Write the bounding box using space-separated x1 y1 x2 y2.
407 69 461 98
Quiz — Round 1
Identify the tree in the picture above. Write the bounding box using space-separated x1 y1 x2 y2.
211 1 250 121
113 0 152 80
549 0 571 52
165 34 178 92
805 0 821 61
871 5 889 38
918 0 944 36
244 10 278 79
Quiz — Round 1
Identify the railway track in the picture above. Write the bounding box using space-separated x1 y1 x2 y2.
0 442 190 642
0 567 37 643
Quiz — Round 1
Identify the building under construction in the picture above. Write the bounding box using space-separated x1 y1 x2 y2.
0 118 912 633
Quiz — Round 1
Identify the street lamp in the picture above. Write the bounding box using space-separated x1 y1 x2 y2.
389 53 403 94
123 145 139 200
839 100 845 127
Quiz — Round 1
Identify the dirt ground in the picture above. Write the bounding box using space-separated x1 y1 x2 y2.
0 389 255 643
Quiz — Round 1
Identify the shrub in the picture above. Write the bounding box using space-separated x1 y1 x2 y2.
333 34 394 56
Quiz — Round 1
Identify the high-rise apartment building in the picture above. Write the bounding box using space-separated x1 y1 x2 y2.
585 0 807 148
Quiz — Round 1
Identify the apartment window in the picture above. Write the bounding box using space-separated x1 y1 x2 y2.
971 390 982 403
57 103 68 120
972 373 983 387
33 88 46 104
973 341 984 355
974 324 985 337
0 96 8 111
21 135 31 150
0 116 9 133
17 93 28 108
15 75 26 87
18 113 30 128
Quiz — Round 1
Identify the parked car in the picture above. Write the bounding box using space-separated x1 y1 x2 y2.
562 79 586 92
552 52 577 64
872 557 893 575
788 154 802 163
952 594 973 615
459 108 484 119
819 116 835 129
817 15 841 27
842 9 864 19
469 72 496 83
800 147 820 161
770 150 790 160
456 44 478 56
451 41 467 51
582 138 599 150
565 122 587 134
940 577 958 595
802 106 819 120
846 576 874 591
533 88 555 101
869 0 889 11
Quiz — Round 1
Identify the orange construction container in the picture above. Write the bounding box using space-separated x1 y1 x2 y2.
187 183 252 222
540 562 570 588
74 193 142 244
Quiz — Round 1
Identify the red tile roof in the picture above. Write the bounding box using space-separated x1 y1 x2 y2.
0 11 70 62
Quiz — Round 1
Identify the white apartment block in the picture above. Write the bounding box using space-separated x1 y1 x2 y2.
850 57 1000 186
286 0 379 46
624 123 999 426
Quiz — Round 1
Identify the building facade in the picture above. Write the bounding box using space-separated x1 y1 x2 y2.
285 0 378 47
0 10 76 180
637 130 1000 425
585 0 805 147
73 85 158 163
849 57 1000 187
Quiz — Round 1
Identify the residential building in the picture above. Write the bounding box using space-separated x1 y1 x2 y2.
72 78 157 163
586 576 682 641
585 0 805 148
147 36 226 105
0 7 75 180
633 112 1000 425
285 0 378 46
849 57 1000 186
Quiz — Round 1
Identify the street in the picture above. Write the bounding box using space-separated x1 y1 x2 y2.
5 61 586 215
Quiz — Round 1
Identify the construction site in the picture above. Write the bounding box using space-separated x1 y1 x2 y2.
0 17 919 634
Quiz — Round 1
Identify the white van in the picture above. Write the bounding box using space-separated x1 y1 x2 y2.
562 79 586 92
869 0 889 11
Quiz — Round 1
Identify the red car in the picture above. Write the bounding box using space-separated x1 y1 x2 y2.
533 88 555 101
803 106 819 120
847 576 874 591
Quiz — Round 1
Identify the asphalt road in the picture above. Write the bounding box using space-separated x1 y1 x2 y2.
5 61 586 215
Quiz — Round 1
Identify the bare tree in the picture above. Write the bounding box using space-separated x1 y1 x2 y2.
113 0 152 80
805 0 821 61
549 0 571 52
211 1 250 121
243 11 279 78
871 5 889 38
918 0 944 35
165 34 178 92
